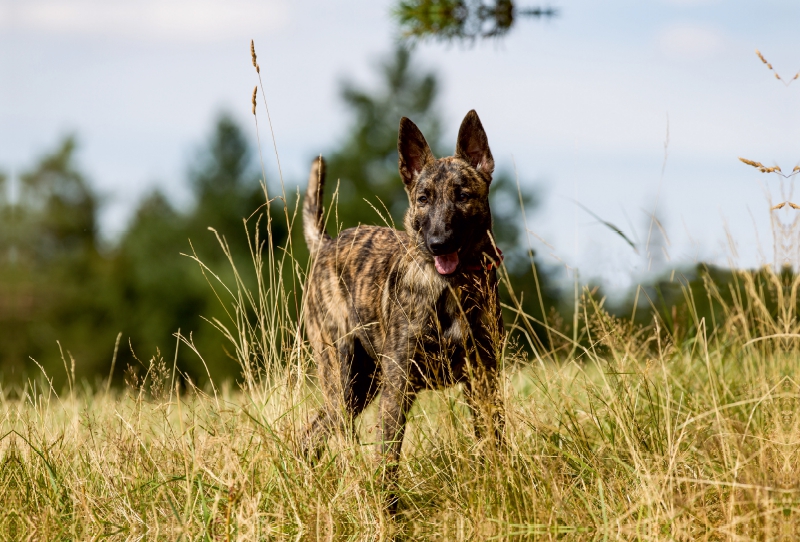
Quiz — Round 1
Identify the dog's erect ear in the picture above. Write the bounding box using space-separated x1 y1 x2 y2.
456 110 494 179
398 117 434 187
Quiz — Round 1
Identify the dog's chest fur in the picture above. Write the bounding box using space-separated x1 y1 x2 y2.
393 249 490 386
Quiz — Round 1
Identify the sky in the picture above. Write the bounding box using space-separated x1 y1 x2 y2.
3 0 800 293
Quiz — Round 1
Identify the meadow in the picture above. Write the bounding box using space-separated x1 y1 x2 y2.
3 196 799 540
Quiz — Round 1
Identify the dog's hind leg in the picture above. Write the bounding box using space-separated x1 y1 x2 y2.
344 338 380 436
302 334 377 458
300 340 341 459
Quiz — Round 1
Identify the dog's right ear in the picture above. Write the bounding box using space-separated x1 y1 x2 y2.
398 117 434 187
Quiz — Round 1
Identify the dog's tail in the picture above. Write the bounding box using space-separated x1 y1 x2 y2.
303 156 329 254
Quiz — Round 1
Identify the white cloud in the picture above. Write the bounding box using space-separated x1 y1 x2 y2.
658 23 725 59
4 0 289 41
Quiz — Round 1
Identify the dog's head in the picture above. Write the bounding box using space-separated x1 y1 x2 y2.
399 110 495 275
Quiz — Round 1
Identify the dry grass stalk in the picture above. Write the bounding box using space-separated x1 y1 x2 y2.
740 157 796 178
755 48 800 85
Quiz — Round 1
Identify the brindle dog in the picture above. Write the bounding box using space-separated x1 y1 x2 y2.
302 110 504 480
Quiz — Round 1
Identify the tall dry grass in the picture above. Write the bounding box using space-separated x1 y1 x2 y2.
2 192 800 540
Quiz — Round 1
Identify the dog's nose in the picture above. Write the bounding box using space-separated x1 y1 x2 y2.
427 235 452 255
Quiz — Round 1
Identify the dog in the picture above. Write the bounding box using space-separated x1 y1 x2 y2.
301 110 505 484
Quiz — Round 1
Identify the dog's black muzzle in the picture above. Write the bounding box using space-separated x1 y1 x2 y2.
426 232 460 256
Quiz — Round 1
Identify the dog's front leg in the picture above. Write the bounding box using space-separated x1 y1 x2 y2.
376 338 417 512
377 358 416 465
463 316 505 446
463 362 504 446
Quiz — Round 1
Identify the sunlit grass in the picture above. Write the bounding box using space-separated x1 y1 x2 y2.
3 260 799 539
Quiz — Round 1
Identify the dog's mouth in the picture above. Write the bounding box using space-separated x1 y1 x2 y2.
433 252 459 275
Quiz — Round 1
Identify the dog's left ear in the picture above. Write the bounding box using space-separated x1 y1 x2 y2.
456 110 494 180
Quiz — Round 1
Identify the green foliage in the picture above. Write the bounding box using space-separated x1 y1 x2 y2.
394 0 556 42
0 138 114 381
0 118 283 387
186 115 284 262
110 114 282 385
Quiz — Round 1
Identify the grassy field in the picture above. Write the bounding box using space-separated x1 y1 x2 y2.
2 240 799 540
4 69 798 538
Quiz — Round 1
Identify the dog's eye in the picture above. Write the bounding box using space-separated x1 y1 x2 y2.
418 195 428 204
457 192 470 202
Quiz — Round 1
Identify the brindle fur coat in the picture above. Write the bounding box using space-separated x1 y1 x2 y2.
302 110 504 471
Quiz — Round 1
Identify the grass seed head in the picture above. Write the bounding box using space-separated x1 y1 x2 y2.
251 86 257 115
772 202 786 210
754 49 796 86
250 39 257 67
790 202 800 209
740 157 765 169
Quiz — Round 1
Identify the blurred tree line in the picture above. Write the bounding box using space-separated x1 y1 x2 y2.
0 48 560 388
1 46 777 389
0 122 271 388
619 264 793 344
0 0 553 396
2 45 773 390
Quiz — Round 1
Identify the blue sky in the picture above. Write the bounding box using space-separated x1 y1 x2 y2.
3 0 800 292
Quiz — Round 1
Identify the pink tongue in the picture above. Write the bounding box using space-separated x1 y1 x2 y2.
433 252 459 275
